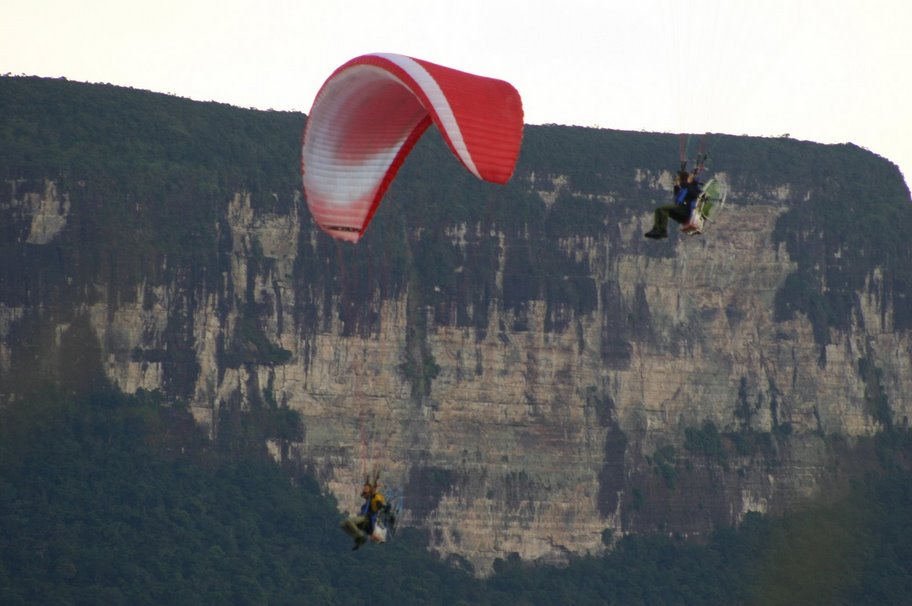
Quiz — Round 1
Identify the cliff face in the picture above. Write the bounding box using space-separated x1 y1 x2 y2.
2 79 911 575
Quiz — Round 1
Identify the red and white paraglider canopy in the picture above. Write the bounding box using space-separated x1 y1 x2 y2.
301 53 524 242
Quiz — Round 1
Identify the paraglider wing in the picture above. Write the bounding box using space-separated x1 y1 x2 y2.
301 53 524 242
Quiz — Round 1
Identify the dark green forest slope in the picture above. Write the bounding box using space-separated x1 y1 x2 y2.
2 390 912 605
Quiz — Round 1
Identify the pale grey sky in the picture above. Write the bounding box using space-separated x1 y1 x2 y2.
3 0 910 189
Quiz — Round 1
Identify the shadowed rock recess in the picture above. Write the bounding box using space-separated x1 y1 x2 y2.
2 75 911 574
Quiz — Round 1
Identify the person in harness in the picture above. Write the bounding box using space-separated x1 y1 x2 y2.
340 473 388 550
645 169 703 239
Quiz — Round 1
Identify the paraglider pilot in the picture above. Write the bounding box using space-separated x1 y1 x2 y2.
340 474 387 550
645 170 702 239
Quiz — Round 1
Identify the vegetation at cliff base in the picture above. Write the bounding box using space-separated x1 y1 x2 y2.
3 390 912 605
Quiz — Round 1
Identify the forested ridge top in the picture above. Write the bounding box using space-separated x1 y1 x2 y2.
3 74 906 196
0 75 302 190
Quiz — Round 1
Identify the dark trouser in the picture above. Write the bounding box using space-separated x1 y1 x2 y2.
652 204 691 234
341 515 369 542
